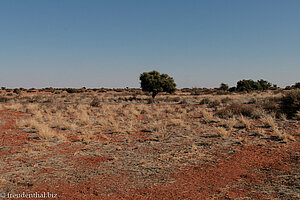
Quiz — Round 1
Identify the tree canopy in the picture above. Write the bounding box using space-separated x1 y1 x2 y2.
140 70 176 99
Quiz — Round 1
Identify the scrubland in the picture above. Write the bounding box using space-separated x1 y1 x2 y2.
0 89 299 199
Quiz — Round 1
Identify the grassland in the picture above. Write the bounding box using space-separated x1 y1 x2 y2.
0 88 299 199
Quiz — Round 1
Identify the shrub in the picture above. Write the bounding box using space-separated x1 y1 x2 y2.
280 89 300 119
219 83 229 91
229 87 236 92
66 88 78 93
208 100 221 109
41 87 55 93
260 97 281 114
215 103 258 119
140 70 176 100
0 96 8 102
257 79 272 90
285 86 292 90
236 79 274 92
293 82 300 89
90 98 102 107
191 89 201 95
13 88 21 94
236 79 262 92
221 97 232 104
199 98 210 105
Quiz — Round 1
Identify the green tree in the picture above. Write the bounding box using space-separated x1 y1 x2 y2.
293 82 300 89
257 79 272 90
236 79 262 92
140 70 176 100
219 83 229 91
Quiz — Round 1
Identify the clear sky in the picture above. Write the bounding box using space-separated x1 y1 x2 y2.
0 0 299 89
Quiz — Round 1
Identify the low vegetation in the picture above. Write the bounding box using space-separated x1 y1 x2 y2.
0 82 299 199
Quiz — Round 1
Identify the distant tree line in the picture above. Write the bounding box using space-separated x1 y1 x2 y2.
234 79 274 92
218 79 278 93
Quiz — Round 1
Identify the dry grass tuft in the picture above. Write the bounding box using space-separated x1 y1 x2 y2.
214 127 229 138
221 117 236 131
261 115 276 128
77 111 91 126
255 128 265 137
79 132 95 144
16 118 40 129
279 113 287 121
151 120 172 141
273 128 295 142
296 111 300 120
202 110 214 123
237 115 251 130
169 118 184 127
34 123 56 140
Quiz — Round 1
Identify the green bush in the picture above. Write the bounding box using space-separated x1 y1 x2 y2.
236 79 262 92
219 83 229 91
236 79 273 92
293 82 300 89
257 79 272 90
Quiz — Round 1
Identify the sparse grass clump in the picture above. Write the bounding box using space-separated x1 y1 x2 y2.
273 128 295 142
202 110 214 123
79 132 95 144
236 115 251 130
90 98 102 107
260 115 276 128
214 127 229 138
222 117 236 131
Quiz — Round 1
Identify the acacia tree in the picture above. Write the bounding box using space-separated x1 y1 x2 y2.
140 70 176 100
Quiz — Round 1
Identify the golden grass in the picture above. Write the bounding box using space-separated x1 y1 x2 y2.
151 120 172 141
256 128 265 136
214 127 229 138
34 123 56 140
16 116 67 140
169 118 185 127
238 115 251 130
220 117 236 131
25 103 39 113
273 128 295 142
76 111 91 126
296 111 300 120
202 110 214 123
79 132 95 144
261 115 276 128
16 118 40 129
279 113 287 121
6 91 296 147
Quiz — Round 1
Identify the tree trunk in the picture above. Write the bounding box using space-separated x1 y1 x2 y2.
151 92 158 103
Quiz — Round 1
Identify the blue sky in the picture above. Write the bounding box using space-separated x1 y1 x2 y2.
0 0 299 89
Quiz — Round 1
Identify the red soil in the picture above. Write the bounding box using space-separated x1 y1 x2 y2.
0 109 299 199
